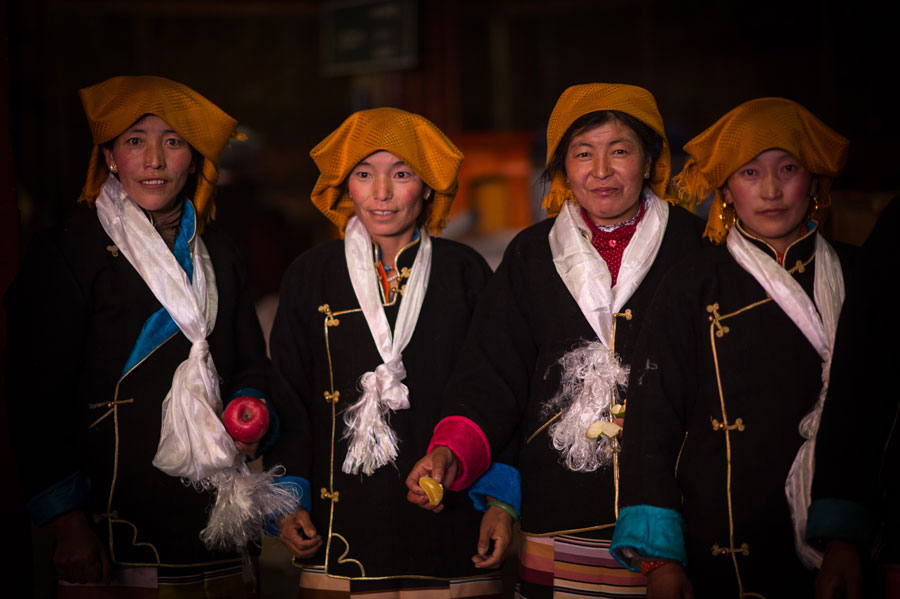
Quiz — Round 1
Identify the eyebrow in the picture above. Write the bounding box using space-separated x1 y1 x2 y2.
355 160 410 169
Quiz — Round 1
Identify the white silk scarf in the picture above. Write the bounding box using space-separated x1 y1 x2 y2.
544 190 669 471
341 216 432 475
95 175 297 550
726 227 844 568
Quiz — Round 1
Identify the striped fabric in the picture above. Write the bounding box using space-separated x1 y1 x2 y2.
57 562 251 599
517 535 646 599
297 567 504 599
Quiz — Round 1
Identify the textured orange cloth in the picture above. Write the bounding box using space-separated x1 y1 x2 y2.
310 107 464 234
672 97 849 243
78 75 241 227
542 83 672 217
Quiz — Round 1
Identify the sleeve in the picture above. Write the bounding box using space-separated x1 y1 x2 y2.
437 241 538 473
611 267 698 570
808 198 900 550
263 259 315 495
4 230 93 525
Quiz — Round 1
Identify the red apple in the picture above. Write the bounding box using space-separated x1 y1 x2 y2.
223 396 270 443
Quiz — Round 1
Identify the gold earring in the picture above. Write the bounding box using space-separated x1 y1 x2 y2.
719 200 736 229
809 193 819 213
643 168 650 179
109 162 118 173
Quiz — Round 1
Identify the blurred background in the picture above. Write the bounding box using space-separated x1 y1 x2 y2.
1 0 898 595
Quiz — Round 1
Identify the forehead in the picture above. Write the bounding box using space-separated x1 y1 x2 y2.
568 118 639 147
355 150 411 169
121 114 180 134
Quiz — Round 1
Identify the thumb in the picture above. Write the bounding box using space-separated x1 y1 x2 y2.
431 456 445 485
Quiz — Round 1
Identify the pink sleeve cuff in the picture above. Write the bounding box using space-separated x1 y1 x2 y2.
428 416 492 491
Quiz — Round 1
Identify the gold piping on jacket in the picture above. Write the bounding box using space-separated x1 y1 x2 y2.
611 308 631 519
520 522 615 537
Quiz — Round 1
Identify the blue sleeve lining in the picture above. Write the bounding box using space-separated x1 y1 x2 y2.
610 504 687 571
467 463 522 516
263 475 311 536
806 498 875 550
26 471 91 527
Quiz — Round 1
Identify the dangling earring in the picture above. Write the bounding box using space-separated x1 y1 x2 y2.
719 200 736 229
643 168 650 179
808 193 820 215
109 162 118 173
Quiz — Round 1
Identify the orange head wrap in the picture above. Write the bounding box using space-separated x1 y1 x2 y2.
672 97 849 243
309 107 464 235
78 75 242 229
542 83 672 217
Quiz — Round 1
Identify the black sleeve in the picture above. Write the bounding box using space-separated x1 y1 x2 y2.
264 258 315 479
618 264 699 512
4 229 91 503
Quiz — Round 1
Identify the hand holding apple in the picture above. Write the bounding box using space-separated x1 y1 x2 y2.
223 396 270 444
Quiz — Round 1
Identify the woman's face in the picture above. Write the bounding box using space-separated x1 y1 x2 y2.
347 150 431 246
101 114 195 213
564 119 650 226
724 148 815 253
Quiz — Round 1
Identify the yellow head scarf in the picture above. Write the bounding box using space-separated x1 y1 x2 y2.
310 107 464 235
78 75 242 229
672 97 849 243
542 83 671 217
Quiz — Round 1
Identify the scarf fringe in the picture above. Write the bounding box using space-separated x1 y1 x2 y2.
198 465 300 551
543 341 629 472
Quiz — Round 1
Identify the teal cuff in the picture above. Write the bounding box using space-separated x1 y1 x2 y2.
610 505 687 571
26 471 91 526
263 476 311 536
468 462 522 516
807 498 875 550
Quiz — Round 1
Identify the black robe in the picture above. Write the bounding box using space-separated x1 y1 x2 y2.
617 227 856 599
4 206 269 567
265 237 492 579
440 205 704 537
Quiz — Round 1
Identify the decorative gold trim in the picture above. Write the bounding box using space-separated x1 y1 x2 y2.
525 410 561 444
324 390 340 404
106 244 119 257
711 542 750 557
711 417 745 432
330 532 366 576
674 432 689 476
321 488 340 502
611 309 630 519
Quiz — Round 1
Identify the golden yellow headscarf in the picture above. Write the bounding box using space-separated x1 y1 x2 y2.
78 75 242 229
542 83 672 217
309 108 464 235
672 97 850 243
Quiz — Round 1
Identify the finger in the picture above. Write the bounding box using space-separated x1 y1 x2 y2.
431 457 445 484
407 489 428 505
296 511 319 538
476 527 490 557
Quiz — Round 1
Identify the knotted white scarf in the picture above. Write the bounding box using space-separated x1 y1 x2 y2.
545 190 669 471
341 216 432 475
726 227 844 569
95 175 297 550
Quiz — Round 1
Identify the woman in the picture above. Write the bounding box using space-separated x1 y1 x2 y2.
406 83 704 598
264 108 500 597
610 97 853 599
4 76 280 597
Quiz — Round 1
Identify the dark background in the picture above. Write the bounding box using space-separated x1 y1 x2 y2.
2 0 898 594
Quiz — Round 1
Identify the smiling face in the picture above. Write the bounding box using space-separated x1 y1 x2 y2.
347 150 431 251
101 114 196 213
724 148 816 253
564 118 650 226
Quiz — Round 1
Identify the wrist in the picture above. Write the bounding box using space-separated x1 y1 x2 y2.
486 498 518 522
642 559 678 577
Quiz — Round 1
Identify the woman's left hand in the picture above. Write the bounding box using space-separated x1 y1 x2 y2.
472 504 513 569
235 441 259 457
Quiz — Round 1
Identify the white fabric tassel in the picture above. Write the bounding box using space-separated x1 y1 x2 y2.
340 217 431 475
200 465 301 550
96 174 296 551
545 342 629 472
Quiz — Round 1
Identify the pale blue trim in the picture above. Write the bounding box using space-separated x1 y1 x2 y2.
468 462 522 517
26 471 91 526
264 476 311 536
807 498 875 549
120 200 196 377
610 505 687 571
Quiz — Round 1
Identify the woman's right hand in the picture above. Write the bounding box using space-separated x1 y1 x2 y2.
278 509 323 559
405 446 458 512
52 511 110 584
646 562 694 599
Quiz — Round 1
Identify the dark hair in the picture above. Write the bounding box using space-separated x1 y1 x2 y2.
541 110 664 184
101 113 202 202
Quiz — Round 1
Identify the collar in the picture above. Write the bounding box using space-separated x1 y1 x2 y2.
735 219 817 269
373 230 421 272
